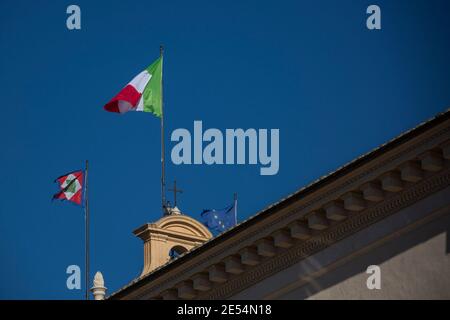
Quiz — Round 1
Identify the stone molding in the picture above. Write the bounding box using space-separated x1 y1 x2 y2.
201 169 450 299
111 117 450 300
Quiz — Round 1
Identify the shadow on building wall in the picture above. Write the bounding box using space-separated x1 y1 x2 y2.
288 211 450 299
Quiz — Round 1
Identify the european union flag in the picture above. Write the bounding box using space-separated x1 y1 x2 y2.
201 203 237 234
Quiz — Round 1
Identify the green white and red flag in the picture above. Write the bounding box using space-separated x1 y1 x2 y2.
52 170 84 205
103 56 163 117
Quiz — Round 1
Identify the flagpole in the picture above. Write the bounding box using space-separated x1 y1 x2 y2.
84 159 90 300
234 192 238 224
160 45 166 215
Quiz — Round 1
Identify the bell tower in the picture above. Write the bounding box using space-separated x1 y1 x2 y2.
133 206 213 276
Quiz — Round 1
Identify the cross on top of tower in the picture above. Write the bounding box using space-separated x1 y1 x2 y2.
168 180 183 207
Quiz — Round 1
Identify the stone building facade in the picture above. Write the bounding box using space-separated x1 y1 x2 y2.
109 109 450 300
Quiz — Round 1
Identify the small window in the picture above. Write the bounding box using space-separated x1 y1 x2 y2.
169 245 187 260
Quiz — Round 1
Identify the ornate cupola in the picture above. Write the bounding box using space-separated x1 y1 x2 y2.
133 207 213 276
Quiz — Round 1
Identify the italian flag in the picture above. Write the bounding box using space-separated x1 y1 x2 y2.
52 171 84 205
104 57 163 117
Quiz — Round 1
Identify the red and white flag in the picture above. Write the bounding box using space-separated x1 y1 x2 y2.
52 171 84 205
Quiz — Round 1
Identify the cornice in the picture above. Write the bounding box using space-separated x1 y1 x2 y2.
112 116 450 300
201 168 450 299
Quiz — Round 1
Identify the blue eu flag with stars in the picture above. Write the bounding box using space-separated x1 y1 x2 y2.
201 203 237 234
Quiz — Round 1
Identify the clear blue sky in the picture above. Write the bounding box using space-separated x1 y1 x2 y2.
1 0 449 299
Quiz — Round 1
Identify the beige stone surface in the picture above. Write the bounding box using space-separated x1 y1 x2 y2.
134 212 212 276
109 111 450 300
307 232 450 300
